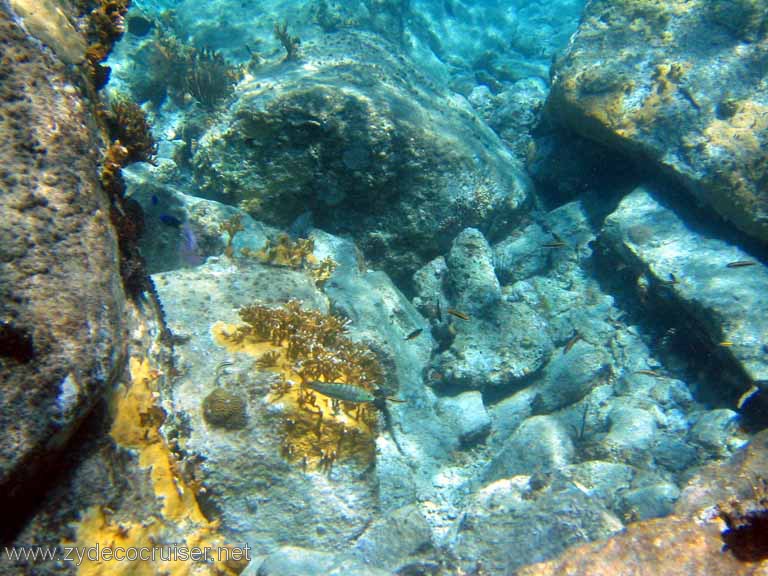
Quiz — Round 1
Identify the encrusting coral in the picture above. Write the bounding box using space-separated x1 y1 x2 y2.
66 357 247 575
212 300 384 471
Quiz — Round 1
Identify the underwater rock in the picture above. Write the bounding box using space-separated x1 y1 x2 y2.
549 0 768 245
353 504 433 571
529 341 609 414
601 186 768 391
431 298 552 391
124 172 271 274
621 482 680 522
689 409 746 458
192 30 531 283
153 229 468 559
436 391 491 447
518 430 768 576
256 545 390 576
485 415 575 482
563 460 636 512
0 4 125 523
454 475 623 574
8 0 87 64
445 228 501 314
492 221 551 284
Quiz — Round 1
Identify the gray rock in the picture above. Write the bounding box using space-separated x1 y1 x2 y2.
436 391 492 446
601 186 768 388
488 388 537 447
689 409 747 457
446 228 501 314
353 504 433 570
603 406 658 455
492 222 550 284
192 30 531 284
563 461 635 510
486 415 575 481
530 341 610 414
257 546 390 576
621 482 680 521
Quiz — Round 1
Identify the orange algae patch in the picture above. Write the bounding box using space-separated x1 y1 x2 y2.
66 357 244 576
211 314 378 471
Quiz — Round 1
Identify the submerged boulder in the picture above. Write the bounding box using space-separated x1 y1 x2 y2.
601 186 768 390
0 4 125 524
192 31 531 283
548 0 768 245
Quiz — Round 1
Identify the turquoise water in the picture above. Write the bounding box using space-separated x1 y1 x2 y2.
2 0 768 574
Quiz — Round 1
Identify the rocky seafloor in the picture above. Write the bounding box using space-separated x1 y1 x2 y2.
2 0 768 575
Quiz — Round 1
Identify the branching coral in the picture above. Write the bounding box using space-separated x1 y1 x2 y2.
213 300 383 470
219 214 244 258
82 0 132 89
274 21 301 61
249 234 317 268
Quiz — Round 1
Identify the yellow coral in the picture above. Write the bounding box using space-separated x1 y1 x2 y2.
65 357 245 576
212 300 382 470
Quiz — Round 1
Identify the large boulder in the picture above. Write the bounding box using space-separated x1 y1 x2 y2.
192 31 531 283
548 0 768 245
601 186 768 389
0 4 125 524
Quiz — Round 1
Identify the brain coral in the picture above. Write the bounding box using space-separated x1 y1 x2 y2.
202 388 247 430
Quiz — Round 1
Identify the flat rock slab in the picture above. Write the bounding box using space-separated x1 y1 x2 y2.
601 186 768 388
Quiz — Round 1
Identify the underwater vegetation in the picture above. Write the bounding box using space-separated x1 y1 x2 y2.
81 0 132 89
241 233 337 286
273 20 301 61
104 95 158 164
213 300 384 471
131 22 242 108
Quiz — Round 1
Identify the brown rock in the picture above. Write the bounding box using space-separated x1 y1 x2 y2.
517 430 768 576
0 3 125 532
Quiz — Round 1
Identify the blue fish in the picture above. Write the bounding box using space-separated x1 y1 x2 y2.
151 194 159 206
160 213 183 227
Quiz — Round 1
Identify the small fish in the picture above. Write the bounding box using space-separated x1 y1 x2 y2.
405 328 423 341
736 385 759 410
542 240 566 248
160 213 183 227
307 381 376 404
436 298 443 322
719 341 734 347
726 260 757 268
151 194 159 206
447 308 470 321
634 369 665 378
563 332 582 355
